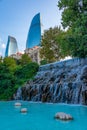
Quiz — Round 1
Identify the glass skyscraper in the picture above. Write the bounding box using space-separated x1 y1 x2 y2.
26 13 41 49
5 36 18 57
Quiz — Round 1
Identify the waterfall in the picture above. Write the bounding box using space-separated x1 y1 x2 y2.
15 58 87 105
15 87 22 100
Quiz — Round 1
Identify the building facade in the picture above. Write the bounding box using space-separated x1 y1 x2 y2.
25 13 41 64
10 52 23 60
26 13 41 49
5 36 18 57
25 46 41 64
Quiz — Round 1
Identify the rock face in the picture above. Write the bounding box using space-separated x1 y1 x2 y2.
54 112 73 120
15 58 87 105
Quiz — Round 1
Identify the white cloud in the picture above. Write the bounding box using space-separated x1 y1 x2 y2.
0 37 5 57
1 43 6 49
0 37 6 49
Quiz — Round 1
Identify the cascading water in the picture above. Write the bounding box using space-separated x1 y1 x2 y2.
15 58 87 105
15 87 22 100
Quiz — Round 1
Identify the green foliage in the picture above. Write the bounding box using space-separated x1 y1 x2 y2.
40 26 66 63
40 59 48 65
40 26 72 63
0 56 39 100
20 53 32 66
56 30 72 58
0 61 16 100
0 57 3 64
58 0 87 58
15 62 39 84
3 57 17 73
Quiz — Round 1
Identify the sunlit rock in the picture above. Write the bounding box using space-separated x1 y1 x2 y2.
20 108 28 113
54 112 73 120
14 102 21 106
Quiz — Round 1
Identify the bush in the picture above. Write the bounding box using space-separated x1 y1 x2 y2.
0 58 39 100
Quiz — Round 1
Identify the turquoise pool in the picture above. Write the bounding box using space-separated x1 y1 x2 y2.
0 101 87 130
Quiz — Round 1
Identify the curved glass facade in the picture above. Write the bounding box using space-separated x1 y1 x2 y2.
26 13 41 49
5 36 18 56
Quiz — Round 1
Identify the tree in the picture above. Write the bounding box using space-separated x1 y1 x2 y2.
15 62 39 85
3 57 17 73
0 56 39 100
0 60 16 100
20 53 32 66
58 0 87 57
40 27 64 63
0 57 3 64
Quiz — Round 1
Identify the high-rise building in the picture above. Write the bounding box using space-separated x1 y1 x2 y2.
25 13 41 64
5 36 18 57
26 13 41 49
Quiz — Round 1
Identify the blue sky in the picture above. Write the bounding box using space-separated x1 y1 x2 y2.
0 0 62 56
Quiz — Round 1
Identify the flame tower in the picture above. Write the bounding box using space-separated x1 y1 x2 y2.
26 13 41 49
5 36 18 57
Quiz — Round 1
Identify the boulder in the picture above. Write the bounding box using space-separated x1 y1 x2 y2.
20 108 28 113
54 112 73 120
14 102 21 106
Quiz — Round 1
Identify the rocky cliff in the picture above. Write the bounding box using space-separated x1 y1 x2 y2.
16 58 87 105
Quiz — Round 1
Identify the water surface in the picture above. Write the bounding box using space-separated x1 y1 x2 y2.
0 101 87 130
